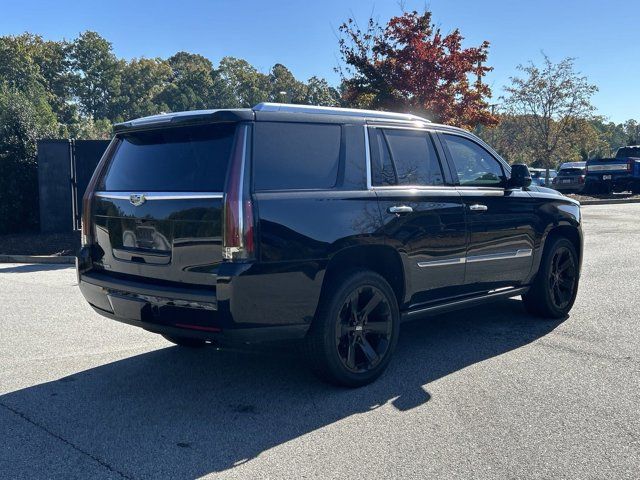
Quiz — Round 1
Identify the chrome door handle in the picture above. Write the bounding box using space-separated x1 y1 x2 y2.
388 205 413 214
469 204 488 212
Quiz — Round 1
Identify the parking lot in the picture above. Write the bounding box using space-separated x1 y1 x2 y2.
1 203 639 479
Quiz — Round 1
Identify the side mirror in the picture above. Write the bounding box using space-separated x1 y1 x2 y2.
508 163 532 189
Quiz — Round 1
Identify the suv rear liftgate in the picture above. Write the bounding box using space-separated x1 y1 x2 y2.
78 114 258 336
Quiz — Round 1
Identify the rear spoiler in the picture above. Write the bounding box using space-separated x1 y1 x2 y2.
113 109 254 133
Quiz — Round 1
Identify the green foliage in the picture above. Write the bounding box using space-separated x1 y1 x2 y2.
0 30 341 233
215 56 270 107
500 55 599 167
0 27 639 233
158 52 216 112
70 31 122 119
478 114 636 167
113 58 172 121
0 86 58 233
304 76 340 107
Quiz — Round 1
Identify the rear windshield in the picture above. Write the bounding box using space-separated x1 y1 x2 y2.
616 147 640 158
100 123 236 191
559 168 584 176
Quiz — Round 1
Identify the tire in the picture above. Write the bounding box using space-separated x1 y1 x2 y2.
162 334 208 348
522 237 579 319
305 269 400 387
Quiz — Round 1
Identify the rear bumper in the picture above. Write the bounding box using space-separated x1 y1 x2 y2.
586 174 637 190
78 269 312 344
87 302 309 344
553 181 585 193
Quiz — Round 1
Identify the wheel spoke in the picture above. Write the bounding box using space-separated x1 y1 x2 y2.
558 276 574 288
558 256 572 272
360 290 383 318
553 284 563 305
557 285 569 304
340 322 352 336
348 291 359 319
346 341 356 369
359 337 379 365
364 321 390 335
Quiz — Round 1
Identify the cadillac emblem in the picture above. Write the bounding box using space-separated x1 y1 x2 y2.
129 193 146 206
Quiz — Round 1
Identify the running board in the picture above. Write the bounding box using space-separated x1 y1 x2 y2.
401 286 529 322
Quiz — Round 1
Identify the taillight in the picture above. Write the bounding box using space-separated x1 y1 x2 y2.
80 138 118 246
579 175 585 184
81 191 94 246
628 159 634 172
223 124 255 261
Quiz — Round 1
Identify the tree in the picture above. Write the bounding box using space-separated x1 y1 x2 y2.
0 86 58 233
338 10 497 129
158 52 217 112
501 55 598 167
215 57 269 107
267 63 307 103
70 31 122 120
114 57 172 121
304 76 340 106
622 120 640 145
0 34 74 125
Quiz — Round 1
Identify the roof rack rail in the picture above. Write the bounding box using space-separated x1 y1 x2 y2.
252 102 430 123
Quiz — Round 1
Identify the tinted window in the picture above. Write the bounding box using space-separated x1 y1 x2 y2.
254 122 341 190
559 168 585 176
101 123 236 191
371 128 444 186
616 147 640 158
369 129 396 186
443 134 505 187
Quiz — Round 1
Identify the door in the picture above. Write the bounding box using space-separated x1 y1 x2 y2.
368 126 467 307
439 132 536 292
91 122 240 286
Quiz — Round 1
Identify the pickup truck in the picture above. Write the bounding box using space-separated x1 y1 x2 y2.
585 146 640 194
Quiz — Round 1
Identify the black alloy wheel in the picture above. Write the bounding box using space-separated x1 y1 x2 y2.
335 285 393 373
523 236 579 319
547 246 578 311
306 270 400 387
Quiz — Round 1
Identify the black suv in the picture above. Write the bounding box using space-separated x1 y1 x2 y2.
77 103 583 387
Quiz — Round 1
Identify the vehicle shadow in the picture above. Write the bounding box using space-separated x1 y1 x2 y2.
1 299 563 478
0 263 73 274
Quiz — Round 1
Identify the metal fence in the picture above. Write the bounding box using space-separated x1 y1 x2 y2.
37 139 110 233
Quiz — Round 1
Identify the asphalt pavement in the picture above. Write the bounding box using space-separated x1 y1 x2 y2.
1 203 639 479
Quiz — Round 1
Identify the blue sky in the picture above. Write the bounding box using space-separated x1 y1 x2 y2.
1 0 638 122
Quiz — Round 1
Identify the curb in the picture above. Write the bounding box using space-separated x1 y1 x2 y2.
0 254 75 264
579 198 640 206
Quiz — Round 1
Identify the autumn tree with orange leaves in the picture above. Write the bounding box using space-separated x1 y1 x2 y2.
338 10 497 129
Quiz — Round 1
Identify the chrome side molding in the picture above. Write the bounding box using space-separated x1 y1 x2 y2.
417 257 466 268
94 192 224 200
418 249 532 268
466 249 533 263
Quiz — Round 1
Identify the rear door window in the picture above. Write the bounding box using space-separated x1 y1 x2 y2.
253 122 341 191
101 123 236 191
370 128 445 186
